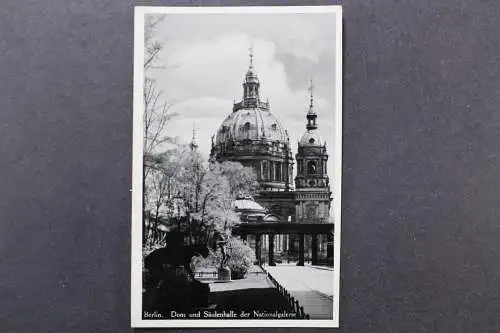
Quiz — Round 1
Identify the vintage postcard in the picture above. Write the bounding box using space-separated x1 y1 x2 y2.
132 5 342 328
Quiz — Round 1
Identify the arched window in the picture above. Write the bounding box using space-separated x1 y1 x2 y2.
275 162 281 181
244 122 251 130
308 161 317 174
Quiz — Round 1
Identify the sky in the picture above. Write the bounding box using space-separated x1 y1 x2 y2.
146 11 340 186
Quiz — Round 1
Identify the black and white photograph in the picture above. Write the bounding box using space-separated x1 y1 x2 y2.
131 6 342 328
6 1 500 332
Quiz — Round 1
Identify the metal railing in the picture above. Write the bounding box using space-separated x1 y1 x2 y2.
260 265 310 319
195 269 269 279
194 271 217 279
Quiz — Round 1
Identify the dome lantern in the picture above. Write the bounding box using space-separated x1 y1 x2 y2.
241 46 262 109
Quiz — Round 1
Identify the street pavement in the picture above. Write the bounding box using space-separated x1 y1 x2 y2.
263 263 334 319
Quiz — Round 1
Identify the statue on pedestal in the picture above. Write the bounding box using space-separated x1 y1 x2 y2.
143 231 210 315
214 230 231 281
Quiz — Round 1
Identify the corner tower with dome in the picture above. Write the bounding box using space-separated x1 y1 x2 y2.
295 81 332 224
210 49 296 222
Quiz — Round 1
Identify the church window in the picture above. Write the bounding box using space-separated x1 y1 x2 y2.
308 161 317 174
244 122 251 130
262 161 268 180
275 162 281 181
271 124 277 130
306 204 316 219
309 138 315 144
254 164 260 179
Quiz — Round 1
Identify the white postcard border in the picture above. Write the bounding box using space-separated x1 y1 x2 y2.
131 5 343 328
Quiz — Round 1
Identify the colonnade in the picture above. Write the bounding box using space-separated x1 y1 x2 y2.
256 160 292 183
242 232 334 266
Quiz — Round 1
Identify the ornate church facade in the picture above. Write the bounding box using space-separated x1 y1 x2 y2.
209 51 333 261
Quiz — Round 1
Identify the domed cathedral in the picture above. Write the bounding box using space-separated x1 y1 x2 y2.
210 50 333 265
295 81 332 224
210 49 296 222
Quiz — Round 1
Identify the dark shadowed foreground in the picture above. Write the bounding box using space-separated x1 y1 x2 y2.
209 268 297 318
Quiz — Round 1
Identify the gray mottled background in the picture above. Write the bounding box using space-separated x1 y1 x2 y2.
1 0 500 332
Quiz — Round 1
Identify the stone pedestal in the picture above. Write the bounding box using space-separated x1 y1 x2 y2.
217 266 231 281
143 264 210 314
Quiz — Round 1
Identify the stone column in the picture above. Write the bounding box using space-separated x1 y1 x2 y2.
311 233 318 265
297 233 305 266
285 158 290 190
327 232 334 262
255 234 262 265
268 234 275 266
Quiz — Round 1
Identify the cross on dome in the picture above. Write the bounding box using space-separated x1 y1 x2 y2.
249 45 254 69
309 78 314 109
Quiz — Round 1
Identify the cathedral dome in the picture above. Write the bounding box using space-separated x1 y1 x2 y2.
215 108 289 145
299 130 324 147
210 48 295 193
214 46 289 146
